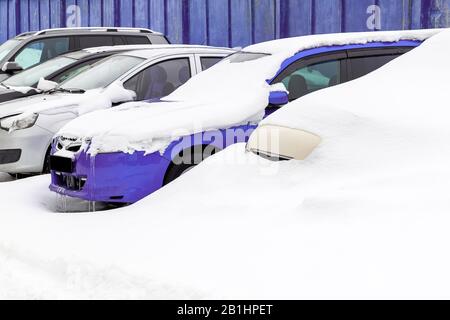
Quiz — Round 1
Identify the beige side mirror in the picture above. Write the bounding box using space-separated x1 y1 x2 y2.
246 124 321 161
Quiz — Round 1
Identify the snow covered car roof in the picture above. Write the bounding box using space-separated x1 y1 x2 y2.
57 29 443 155
244 29 442 55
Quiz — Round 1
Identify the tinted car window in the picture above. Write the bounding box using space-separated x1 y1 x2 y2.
349 54 400 80
51 57 104 83
14 37 70 69
124 58 191 100
280 60 341 101
124 36 151 44
79 36 114 48
200 57 223 70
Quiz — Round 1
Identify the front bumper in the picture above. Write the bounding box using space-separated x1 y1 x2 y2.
50 150 171 203
0 125 52 173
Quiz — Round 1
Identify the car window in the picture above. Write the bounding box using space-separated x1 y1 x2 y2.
348 54 400 80
3 56 76 87
124 36 151 45
0 39 21 61
200 57 224 70
124 58 191 101
279 60 341 101
50 57 104 83
78 36 114 48
14 37 70 69
60 55 144 91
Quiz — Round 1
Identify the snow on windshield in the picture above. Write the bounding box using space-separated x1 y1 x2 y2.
57 29 442 155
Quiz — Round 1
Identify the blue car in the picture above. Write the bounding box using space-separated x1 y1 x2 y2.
49 32 431 204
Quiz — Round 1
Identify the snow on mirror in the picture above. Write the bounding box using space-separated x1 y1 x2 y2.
246 125 321 161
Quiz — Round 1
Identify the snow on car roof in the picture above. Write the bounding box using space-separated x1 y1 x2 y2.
245 28 443 55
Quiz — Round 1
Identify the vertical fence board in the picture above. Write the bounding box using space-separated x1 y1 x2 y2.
344 0 375 32
149 0 165 34
8 0 17 38
230 0 252 47
120 0 133 27
254 0 275 43
166 0 183 43
208 0 229 47
134 0 149 28
313 0 342 34
0 0 7 42
189 0 207 45
19 0 29 33
39 0 50 29
89 0 102 26
28 0 39 31
50 0 61 28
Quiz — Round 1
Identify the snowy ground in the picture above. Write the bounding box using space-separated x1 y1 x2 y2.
2 30 450 299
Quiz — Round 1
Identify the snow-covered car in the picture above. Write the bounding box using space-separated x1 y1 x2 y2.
0 45 234 175
48 29 441 204
0 45 158 104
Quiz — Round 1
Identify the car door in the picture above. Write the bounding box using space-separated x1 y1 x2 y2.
122 55 195 101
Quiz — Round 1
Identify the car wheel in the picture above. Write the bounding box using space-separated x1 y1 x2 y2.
42 147 51 174
163 145 220 185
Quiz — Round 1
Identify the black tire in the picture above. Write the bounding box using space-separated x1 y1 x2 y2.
42 147 51 174
163 145 219 186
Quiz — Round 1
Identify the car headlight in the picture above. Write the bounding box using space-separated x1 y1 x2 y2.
0 113 39 132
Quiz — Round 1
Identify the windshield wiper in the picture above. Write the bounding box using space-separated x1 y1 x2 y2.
49 87 85 94
0 83 10 90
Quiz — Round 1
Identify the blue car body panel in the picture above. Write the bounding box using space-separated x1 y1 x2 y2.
50 40 422 203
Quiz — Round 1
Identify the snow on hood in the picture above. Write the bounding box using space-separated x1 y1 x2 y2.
0 82 135 131
57 29 442 155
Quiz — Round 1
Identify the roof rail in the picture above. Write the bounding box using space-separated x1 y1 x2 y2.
15 31 38 38
35 27 163 36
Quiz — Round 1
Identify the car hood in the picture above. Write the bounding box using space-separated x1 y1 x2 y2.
0 88 114 119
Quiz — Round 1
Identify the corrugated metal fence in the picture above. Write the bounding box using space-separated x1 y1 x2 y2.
1 0 449 47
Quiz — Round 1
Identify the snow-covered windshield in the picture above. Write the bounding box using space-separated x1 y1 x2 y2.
0 39 21 62
223 51 271 63
60 55 144 91
3 56 76 87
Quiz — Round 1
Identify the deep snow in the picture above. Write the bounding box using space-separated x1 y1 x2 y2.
1 29 450 299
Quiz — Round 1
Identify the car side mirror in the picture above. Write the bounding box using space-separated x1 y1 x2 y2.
269 90 289 106
1 62 23 74
246 125 321 161
105 82 137 104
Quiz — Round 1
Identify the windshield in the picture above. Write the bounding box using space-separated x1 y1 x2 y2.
222 51 271 63
3 56 76 87
60 55 144 91
0 39 21 62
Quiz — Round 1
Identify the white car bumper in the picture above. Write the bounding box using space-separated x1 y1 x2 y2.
0 124 53 174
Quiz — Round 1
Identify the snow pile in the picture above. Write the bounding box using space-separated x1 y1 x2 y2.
57 29 442 155
1 30 450 299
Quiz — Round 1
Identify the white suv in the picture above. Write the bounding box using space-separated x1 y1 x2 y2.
0 45 234 174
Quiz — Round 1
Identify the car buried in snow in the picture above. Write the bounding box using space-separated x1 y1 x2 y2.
49 29 441 204
0 45 234 175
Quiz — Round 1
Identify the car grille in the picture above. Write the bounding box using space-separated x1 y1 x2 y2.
55 173 87 191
